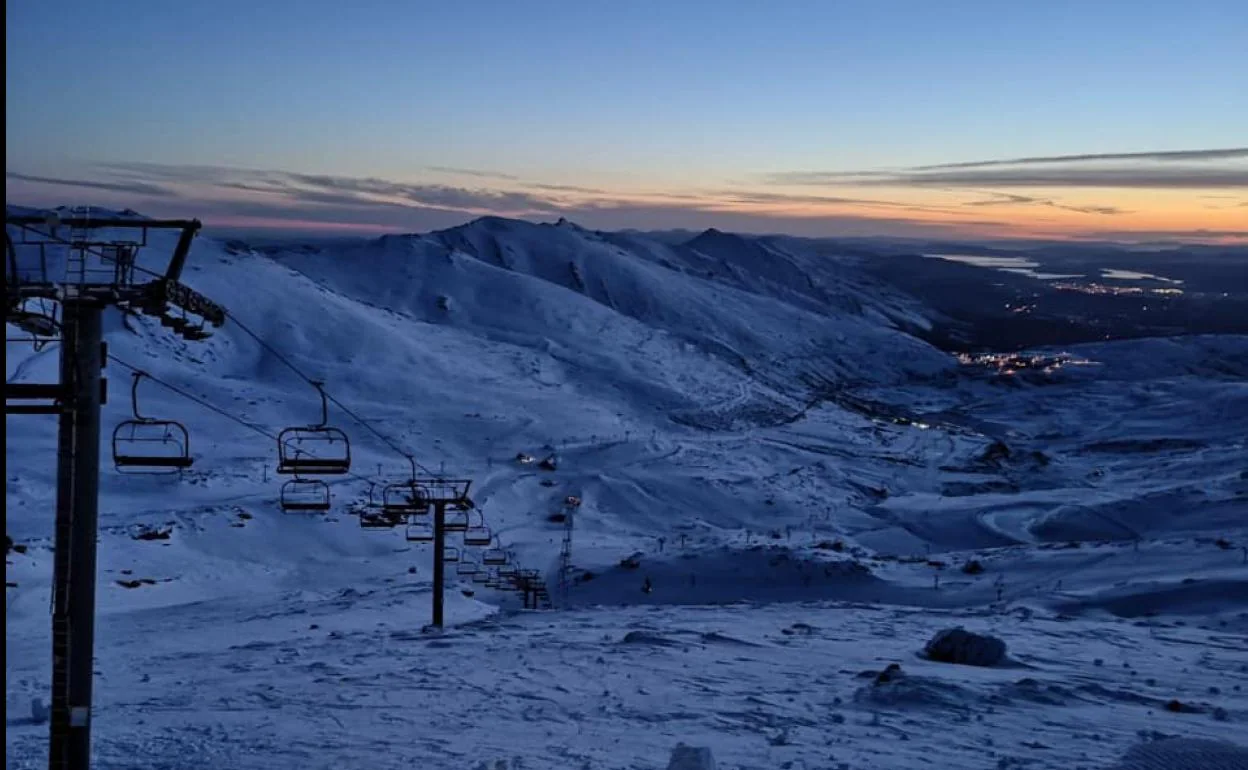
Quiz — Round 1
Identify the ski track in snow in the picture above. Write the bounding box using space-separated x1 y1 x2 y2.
7 214 1248 768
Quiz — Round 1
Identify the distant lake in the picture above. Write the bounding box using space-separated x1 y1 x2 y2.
1101 268 1183 284
923 253 1083 280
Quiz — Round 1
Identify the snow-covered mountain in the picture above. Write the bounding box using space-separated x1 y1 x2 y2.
7 214 1247 769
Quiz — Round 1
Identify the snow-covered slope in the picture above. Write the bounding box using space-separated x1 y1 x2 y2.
7 214 1247 769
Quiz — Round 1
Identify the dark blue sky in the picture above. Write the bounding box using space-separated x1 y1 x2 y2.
7 0 1247 240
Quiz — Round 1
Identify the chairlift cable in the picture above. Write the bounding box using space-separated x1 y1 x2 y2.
222 310 440 476
106 354 380 487
23 219 445 475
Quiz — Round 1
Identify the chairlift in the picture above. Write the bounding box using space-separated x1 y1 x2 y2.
483 541 508 566
498 564 518 579
277 382 350 475
463 514 492 546
518 569 543 590
160 313 190 333
383 457 431 516
280 477 331 512
471 570 491 584
181 317 212 341
457 558 479 576
405 520 434 542
444 510 470 532
10 308 59 339
163 305 212 341
443 546 460 563
484 569 504 589
8 296 60 343
384 479 430 517
112 372 194 473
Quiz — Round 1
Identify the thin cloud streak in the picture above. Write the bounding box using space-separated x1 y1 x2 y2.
87 162 958 217
763 167 1248 189
713 189 960 215
763 146 1248 190
7 159 1238 242
6 170 173 196
10 161 1008 239
892 167 1248 189
914 147 1248 171
528 182 612 194
964 191 1128 215
425 166 520 181
1081 228 1248 241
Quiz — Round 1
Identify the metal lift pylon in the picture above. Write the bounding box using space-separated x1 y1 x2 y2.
6 210 225 770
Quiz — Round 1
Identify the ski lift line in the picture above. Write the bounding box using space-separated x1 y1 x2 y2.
40 214 426 472
105 355 380 486
112 371 193 472
219 310 440 477
106 355 277 442
63 220 441 477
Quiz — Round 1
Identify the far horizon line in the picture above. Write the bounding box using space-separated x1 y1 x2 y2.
7 203 1248 250
189 215 1248 250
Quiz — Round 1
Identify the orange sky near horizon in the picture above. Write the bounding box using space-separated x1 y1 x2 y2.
7 162 1246 243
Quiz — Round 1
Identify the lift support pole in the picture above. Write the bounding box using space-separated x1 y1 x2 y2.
49 299 104 770
6 212 226 770
431 501 446 628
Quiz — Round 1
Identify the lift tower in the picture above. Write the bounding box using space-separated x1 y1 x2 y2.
5 209 225 770
411 478 473 628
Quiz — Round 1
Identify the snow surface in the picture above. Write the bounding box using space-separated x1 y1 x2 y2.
7 215 1248 768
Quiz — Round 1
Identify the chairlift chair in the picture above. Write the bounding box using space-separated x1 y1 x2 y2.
463 519 492 547
471 570 491 584
457 558 479 576
160 313 190 332
482 541 508 566
180 317 212 341
280 477 331 512
112 372 195 473
8 295 60 342
444 510 470 532
498 564 518 579
383 479 430 517
405 521 434 542
443 546 460 563
276 382 351 475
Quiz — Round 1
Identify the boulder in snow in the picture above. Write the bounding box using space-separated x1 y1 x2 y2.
667 744 716 770
923 627 1007 667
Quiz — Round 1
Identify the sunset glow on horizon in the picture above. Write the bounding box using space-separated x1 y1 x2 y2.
6 1 1246 243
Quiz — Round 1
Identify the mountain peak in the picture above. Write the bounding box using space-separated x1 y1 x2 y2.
686 226 749 248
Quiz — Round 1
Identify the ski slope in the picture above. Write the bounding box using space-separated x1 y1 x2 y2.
7 212 1248 769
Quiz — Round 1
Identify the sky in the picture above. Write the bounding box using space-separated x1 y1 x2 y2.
6 0 1247 242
